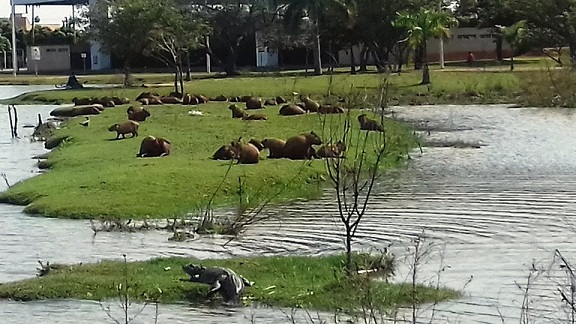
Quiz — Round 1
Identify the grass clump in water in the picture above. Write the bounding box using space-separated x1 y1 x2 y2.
0 254 459 311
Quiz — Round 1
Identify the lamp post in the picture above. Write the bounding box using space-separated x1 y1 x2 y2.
10 0 17 76
439 0 445 69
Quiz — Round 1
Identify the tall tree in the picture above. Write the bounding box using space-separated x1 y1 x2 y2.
394 8 458 84
495 20 527 71
147 8 208 94
88 0 176 86
283 0 349 75
476 0 517 61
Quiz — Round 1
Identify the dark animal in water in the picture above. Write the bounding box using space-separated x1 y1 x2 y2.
181 264 253 304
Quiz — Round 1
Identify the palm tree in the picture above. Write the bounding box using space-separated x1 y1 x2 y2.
283 0 350 75
495 20 527 71
394 8 457 84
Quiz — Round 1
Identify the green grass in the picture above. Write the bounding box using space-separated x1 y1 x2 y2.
0 95 417 219
0 254 459 311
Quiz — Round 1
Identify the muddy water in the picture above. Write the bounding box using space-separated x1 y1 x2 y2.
1 85 575 323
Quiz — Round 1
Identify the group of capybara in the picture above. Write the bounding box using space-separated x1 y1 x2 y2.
53 90 384 162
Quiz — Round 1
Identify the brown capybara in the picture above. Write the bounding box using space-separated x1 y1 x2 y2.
135 92 161 101
246 98 263 109
240 95 252 103
295 102 306 110
358 114 385 132
229 104 246 118
275 96 287 104
50 105 102 117
182 94 192 105
136 135 172 157
264 99 277 106
127 107 151 122
195 95 209 104
315 140 346 158
168 91 182 98
301 96 320 112
248 138 264 151
108 120 139 139
160 96 183 104
282 131 323 160
261 138 286 159
72 97 92 106
147 97 163 105
138 98 150 105
242 113 267 121
230 141 260 164
279 104 306 116
229 96 241 102
212 144 236 160
112 96 130 105
211 95 227 101
318 105 345 114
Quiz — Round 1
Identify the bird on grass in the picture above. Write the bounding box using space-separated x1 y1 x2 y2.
80 116 90 127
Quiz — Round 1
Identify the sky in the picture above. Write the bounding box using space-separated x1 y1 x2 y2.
1 0 72 25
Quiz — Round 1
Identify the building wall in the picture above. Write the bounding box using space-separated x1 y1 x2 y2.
338 27 514 65
26 45 71 72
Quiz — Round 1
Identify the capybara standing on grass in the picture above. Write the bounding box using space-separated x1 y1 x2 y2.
127 106 151 122
108 120 139 139
357 114 385 132
231 140 260 164
261 138 286 158
136 135 171 157
282 131 322 160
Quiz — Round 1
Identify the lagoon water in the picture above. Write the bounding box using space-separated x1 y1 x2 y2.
0 86 575 323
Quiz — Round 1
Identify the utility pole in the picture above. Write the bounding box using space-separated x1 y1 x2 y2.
10 0 17 76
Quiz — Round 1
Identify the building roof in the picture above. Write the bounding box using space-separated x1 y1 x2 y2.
12 0 88 5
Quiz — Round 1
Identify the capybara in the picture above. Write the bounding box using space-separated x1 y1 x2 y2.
261 138 286 159
136 135 172 157
212 95 227 101
127 107 151 122
168 91 182 98
72 97 92 106
296 102 306 110
108 120 139 139
160 96 183 104
315 140 346 158
138 98 150 105
229 104 246 118
275 96 286 104
301 96 320 112
248 138 264 151
212 144 236 160
240 95 252 102
147 97 163 105
230 96 241 102
135 92 161 101
183 94 192 105
245 98 263 109
50 105 102 117
195 95 208 104
282 131 323 160
279 104 306 116
242 113 267 121
264 99 277 106
230 141 260 164
318 105 345 114
112 96 130 105
358 114 385 132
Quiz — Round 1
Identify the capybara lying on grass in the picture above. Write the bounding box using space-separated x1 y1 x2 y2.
127 106 151 122
108 120 139 139
229 104 246 118
358 114 385 132
246 98 263 110
261 138 286 159
318 105 345 114
136 135 171 157
212 143 236 160
50 105 102 117
315 140 346 158
279 104 306 116
230 140 260 164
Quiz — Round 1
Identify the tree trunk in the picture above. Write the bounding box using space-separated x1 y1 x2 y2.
414 44 423 70
123 59 131 87
345 226 352 272
312 18 322 76
359 45 368 72
495 37 503 61
225 45 239 76
178 62 185 96
350 45 356 74
569 42 576 68
185 52 191 82
173 65 178 94
421 63 430 84
510 51 514 71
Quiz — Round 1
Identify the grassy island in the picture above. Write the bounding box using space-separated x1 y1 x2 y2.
0 254 459 311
